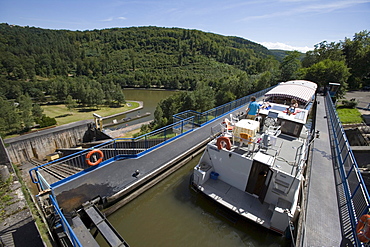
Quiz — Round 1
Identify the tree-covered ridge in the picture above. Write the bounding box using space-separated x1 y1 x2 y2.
0 24 280 136
0 23 369 136
0 24 270 85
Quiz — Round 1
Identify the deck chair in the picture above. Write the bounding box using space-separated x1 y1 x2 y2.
229 114 239 125
223 118 234 131
239 133 253 146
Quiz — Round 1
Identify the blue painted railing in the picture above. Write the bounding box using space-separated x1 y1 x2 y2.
29 87 272 189
173 89 270 125
28 86 272 247
48 194 83 247
29 116 196 187
325 94 370 246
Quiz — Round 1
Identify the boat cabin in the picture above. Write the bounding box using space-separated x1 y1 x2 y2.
192 99 313 234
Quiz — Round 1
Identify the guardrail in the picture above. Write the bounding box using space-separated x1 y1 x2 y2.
28 86 274 247
325 93 370 246
49 194 83 247
29 116 196 187
173 87 271 124
30 87 273 189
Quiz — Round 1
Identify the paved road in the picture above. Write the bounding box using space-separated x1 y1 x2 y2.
104 120 152 138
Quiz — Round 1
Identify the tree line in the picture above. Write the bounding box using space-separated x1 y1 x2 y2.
0 23 369 136
150 31 369 131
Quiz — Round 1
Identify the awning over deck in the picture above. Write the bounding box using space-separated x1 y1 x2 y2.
265 80 317 104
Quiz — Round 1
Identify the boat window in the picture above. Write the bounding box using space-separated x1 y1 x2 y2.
271 105 287 111
279 120 303 137
267 111 279 118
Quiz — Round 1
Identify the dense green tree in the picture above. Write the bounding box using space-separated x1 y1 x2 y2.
280 51 302 81
301 59 350 97
65 95 77 113
17 94 34 130
153 105 167 128
302 41 344 68
0 23 368 135
177 91 196 112
32 103 43 120
0 97 21 134
342 30 370 89
193 82 215 112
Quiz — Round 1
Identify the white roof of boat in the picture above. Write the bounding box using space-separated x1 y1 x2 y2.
265 80 317 104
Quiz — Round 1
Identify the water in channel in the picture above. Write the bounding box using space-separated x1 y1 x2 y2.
96 89 289 246
103 89 177 129
96 154 290 247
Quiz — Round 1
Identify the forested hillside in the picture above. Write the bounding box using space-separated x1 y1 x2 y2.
0 23 369 136
0 24 274 95
0 24 282 136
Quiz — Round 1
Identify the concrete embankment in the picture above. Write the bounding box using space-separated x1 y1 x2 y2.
3 102 146 165
4 120 93 165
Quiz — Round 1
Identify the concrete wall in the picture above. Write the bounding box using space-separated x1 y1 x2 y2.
0 138 12 171
4 121 92 164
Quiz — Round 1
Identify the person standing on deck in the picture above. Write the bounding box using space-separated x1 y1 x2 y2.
246 96 260 120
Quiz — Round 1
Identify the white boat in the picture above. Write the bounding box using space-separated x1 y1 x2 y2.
191 80 317 235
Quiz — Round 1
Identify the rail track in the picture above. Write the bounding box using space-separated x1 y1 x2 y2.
29 158 84 184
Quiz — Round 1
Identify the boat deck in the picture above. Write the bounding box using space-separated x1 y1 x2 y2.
200 178 273 228
52 108 246 212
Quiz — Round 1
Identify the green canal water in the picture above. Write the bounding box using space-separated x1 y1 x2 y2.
96 154 290 247
104 89 177 129
96 89 290 246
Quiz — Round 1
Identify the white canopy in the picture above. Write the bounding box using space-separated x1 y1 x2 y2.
265 80 317 104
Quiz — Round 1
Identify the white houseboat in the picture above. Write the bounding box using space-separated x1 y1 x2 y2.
191 80 317 234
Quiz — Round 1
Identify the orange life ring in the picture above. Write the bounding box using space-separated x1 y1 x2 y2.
216 136 231 150
357 214 370 243
86 149 104 166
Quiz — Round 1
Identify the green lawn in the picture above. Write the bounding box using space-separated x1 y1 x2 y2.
336 107 363 124
42 101 140 125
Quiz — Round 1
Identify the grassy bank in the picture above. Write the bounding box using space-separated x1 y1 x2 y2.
336 106 363 124
42 101 140 125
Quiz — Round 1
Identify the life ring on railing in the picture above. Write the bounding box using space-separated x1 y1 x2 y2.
357 214 370 243
216 136 231 150
86 149 104 166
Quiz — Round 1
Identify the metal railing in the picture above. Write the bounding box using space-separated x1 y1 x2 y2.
29 116 196 187
30 87 273 189
173 88 271 125
28 86 275 247
49 194 83 247
326 93 370 246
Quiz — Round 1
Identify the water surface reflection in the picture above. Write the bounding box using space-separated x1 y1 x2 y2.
97 154 289 247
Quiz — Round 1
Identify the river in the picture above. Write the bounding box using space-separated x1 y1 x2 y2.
103 89 178 129
96 89 290 247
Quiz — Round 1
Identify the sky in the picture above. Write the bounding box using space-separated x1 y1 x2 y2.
0 0 369 53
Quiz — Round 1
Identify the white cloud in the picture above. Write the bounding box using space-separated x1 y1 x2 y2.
240 0 370 21
260 42 311 53
101 17 127 22
101 17 114 22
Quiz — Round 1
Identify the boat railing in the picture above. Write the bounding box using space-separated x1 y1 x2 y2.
29 87 276 189
316 94 369 246
28 86 277 246
173 87 273 126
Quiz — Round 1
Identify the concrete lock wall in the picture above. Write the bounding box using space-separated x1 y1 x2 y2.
4 123 91 164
